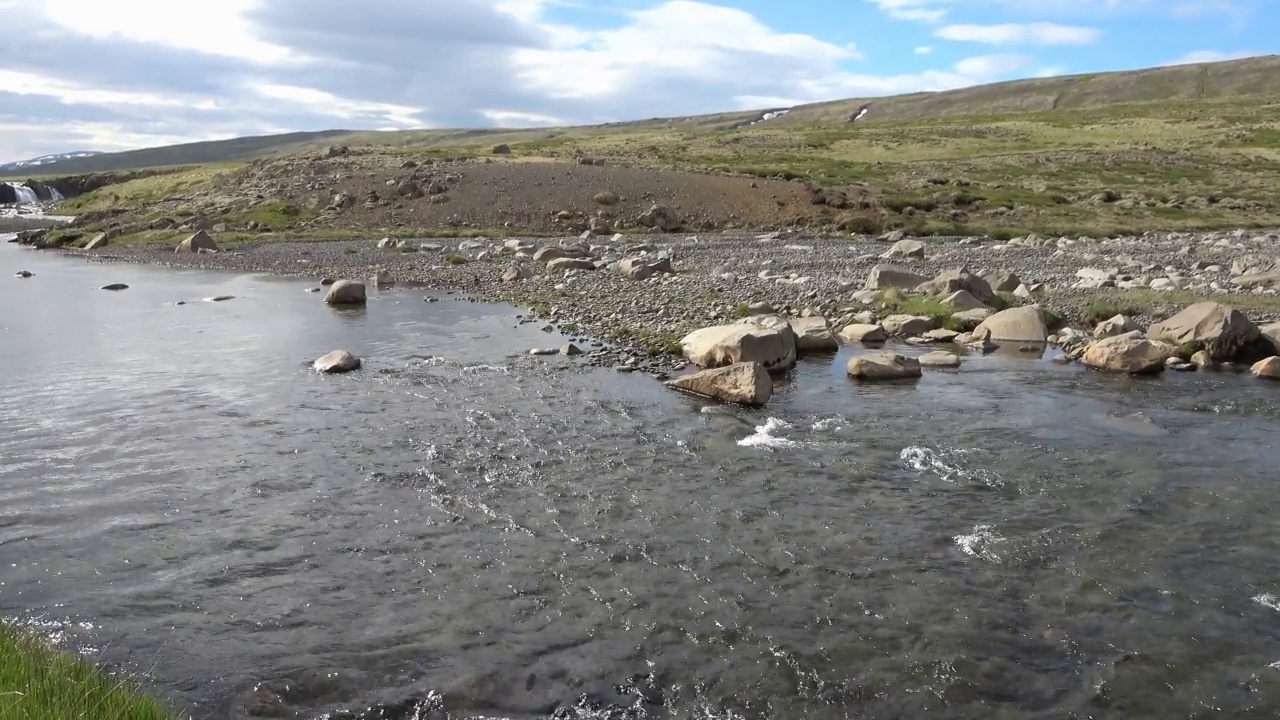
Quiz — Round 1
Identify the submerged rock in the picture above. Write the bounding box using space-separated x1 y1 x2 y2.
666 361 773 407
324 279 367 305
846 353 922 381
100 283 129 291
918 351 961 368
314 350 361 374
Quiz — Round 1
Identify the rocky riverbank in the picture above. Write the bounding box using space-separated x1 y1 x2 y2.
48 226 1280 386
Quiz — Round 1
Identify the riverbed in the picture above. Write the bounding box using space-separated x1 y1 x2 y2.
3 238 1280 719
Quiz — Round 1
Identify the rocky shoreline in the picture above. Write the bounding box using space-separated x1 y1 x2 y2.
39 226 1280 389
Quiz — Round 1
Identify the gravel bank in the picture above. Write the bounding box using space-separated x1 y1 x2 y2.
72 228 1280 376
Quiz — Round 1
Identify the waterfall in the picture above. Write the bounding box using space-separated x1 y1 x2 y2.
3 182 39 205
49 187 64 202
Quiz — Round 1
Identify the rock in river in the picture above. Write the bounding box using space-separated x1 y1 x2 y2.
314 350 361 374
666 361 773 407
847 353 922 381
15 270 33 278
1147 301 1260 361
101 283 129 291
1080 331 1174 374
789 316 838 353
1252 356 1280 380
972 306 1049 345
681 317 796 371
324 279 367 305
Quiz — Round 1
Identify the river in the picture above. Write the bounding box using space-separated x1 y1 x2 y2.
3 237 1280 719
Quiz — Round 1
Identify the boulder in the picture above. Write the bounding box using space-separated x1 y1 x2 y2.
1094 314 1142 339
324 279 367 305
972 306 1049 344
492 143 511 155
882 239 926 260
950 308 992 331
637 203 681 232
789 316 838 353
882 315 936 337
619 256 674 281
666 362 773 407
502 265 533 283
314 350 361 374
14 270 33 278
533 246 581 263
846 353 922 381
100 283 129 291
1252 356 1280 380
942 290 986 311
174 230 218 254
839 323 887 344
983 270 1022 293
1147 302 1260 361
917 268 995 304
1261 322 1280 353
863 264 927 291
1080 331 1174 374
919 351 961 368
547 257 598 272
681 318 797 371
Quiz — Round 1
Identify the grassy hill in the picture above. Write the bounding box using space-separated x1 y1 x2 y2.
18 54 1280 244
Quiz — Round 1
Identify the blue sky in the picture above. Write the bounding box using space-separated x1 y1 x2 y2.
0 0 1276 160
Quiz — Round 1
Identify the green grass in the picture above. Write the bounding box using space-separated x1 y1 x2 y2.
874 291 966 331
0 623 175 720
445 253 469 265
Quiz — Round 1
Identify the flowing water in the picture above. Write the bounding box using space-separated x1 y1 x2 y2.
3 239 1280 719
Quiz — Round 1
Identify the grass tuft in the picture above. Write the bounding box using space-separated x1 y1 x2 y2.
0 623 175 720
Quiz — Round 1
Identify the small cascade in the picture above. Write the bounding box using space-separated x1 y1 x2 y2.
49 187 64 202
3 182 39 205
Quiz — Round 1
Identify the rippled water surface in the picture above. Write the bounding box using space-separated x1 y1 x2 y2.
4 240 1280 719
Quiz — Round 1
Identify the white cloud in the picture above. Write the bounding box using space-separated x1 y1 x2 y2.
952 54 1037 78
936 22 1102 45
1161 49 1264 66
864 0 949 22
915 45 933 54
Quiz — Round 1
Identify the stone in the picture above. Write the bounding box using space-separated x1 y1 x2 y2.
594 191 619 205
882 239 926 260
324 279 367 305
619 256 674 281
492 143 511 154
547 257 598 272
100 283 129 291
533 246 579 263
923 328 960 343
917 268 995 304
14 270 33 278
1190 350 1216 369
846 353 923 381
561 343 583 356
637 203 681 232
950 308 992 331
502 265 532 283
314 350 361 374
84 232 110 250
789 316 839 353
839 324 888 344
942 290 987 311
666 362 773 407
371 269 395 288
174 229 217 254
882 315 936 337
1080 331 1174 374
1094 314 1142 339
972 306 1049 344
919 351 961 368
983 270 1022 293
1261 322 1280 353
1251 356 1280 379
1147 302 1260 361
863 264 928 291
681 318 797 371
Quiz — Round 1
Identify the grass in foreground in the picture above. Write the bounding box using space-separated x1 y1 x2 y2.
0 623 174 720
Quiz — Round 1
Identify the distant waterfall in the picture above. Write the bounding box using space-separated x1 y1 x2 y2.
49 187 64 201
3 182 38 204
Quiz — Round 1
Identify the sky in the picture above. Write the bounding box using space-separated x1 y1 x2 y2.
0 0 1276 162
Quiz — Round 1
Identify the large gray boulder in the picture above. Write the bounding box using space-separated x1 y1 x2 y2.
847 353 922 381
666 362 773 407
1148 302 1260 361
314 350 361 374
1080 331 1174 375
972 306 1049 344
175 230 218 254
917 268 995 304
681 316 797 371
1261 322 1280 353
789 316 838 353
324 279 367 305
863 264 927 291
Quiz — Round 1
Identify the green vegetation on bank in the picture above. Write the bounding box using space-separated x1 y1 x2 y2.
0 623 175 720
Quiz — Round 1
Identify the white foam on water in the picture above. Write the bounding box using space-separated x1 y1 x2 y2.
461 363 509 374
1253 593 1280 612
738 417 798 449
900 445 1005 488
811 416 845 432
954 524 1007 563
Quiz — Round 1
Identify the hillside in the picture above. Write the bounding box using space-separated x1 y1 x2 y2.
4 54 1279 178
17 54 1280 246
